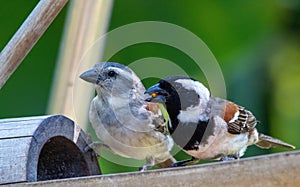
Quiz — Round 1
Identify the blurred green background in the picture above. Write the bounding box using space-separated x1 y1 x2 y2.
1 0 299 174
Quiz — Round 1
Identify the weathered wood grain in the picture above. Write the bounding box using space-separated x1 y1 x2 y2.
10 150 300 187
0 0 68 89
0 116 48 139
0 137 32 184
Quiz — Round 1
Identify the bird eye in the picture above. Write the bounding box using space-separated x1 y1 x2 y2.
151 92 157 98
108 70 116 77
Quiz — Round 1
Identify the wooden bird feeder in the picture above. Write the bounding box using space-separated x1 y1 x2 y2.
0 115 101 184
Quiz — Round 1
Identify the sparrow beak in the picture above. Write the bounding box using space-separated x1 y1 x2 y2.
80 69 99 84
145 84 168 103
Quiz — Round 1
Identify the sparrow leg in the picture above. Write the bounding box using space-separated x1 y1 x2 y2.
171 157 200 167
220 154 239 162
139 157 155 172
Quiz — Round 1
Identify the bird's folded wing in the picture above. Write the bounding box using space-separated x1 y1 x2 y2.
211 97 257 134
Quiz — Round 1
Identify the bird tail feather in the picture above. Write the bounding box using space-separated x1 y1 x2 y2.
255 133 295 149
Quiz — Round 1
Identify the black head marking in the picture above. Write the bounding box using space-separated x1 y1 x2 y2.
153 76 200 134
159 76 200 110
148 76 214 152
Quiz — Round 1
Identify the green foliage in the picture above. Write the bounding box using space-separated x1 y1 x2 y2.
0 1 68 117
268 38 300 151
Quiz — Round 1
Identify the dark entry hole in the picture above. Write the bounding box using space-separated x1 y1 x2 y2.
37 136 89 181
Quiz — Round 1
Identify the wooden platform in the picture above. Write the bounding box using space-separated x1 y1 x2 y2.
6 150 300 187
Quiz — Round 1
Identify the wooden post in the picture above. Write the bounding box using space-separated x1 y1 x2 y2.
0 0 68 89
0 115 101 185
47 0 114 129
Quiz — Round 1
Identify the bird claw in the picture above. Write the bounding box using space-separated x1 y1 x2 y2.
84 144 92 153
220 155 239 162
139 162 154 172
171 160 193 167
84 143 101 158
84 141 111 158
171 161 187 167
139 165 149 172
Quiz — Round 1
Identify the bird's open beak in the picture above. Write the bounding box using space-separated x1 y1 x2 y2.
145 84 168 103
80 69 98 84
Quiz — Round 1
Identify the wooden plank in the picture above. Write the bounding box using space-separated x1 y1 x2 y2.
0 0 68 89
13 150 300 187
0 137 32 184
0 116 49 139
0 116 49 123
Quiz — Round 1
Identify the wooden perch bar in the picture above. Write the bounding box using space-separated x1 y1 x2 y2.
12 150 300 187
0 0 68 89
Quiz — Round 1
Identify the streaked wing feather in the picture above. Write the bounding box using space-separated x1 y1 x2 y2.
215 99 258 134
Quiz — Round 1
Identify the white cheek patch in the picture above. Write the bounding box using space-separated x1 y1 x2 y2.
175 79 210 101
175 79 210 123
177 105 202 123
